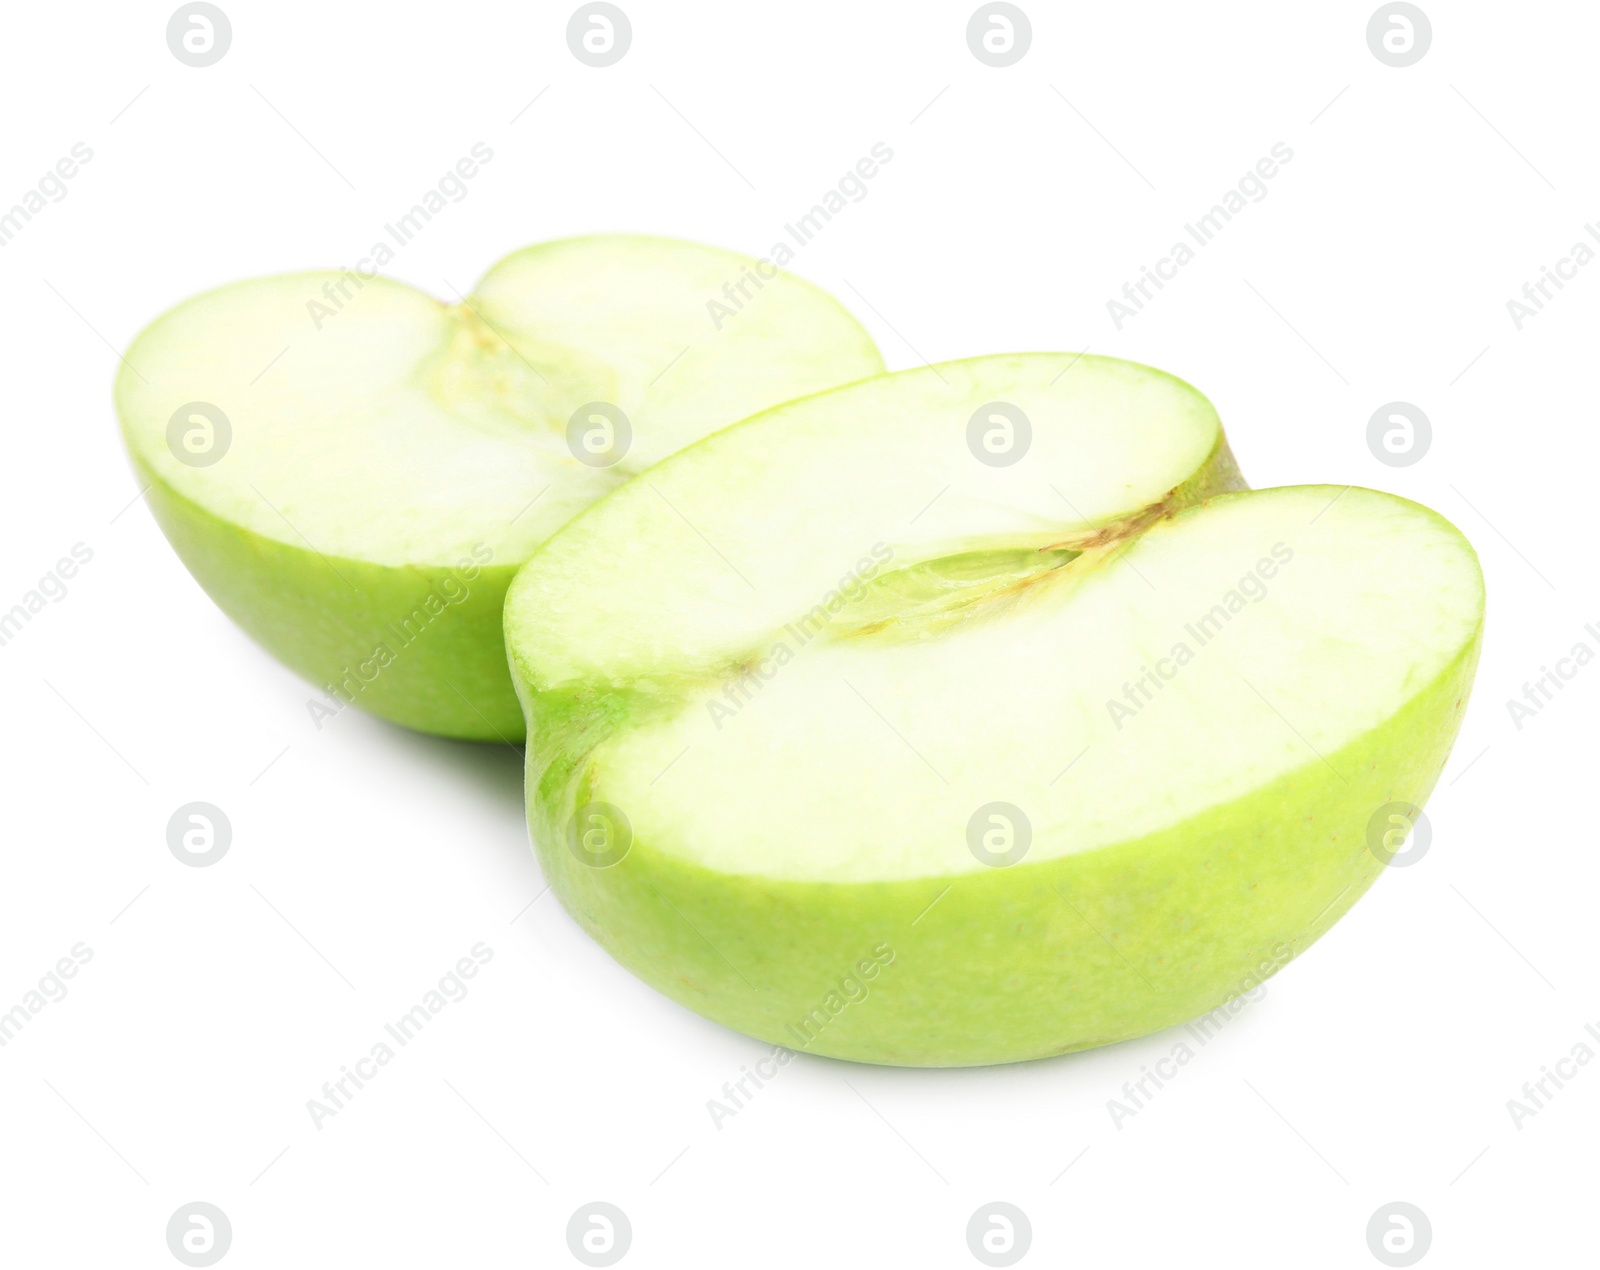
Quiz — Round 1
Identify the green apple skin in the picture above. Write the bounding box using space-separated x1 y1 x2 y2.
134 455 524 740
116 238 887 742
519 633 1480 1067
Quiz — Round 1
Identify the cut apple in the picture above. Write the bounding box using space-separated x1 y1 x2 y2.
115 235 883 739
504 353 1484 1066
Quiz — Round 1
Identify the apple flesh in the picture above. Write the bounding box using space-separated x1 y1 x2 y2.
504 354 1484 1066
115 235 883 739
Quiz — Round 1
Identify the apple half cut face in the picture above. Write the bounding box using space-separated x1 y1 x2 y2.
115 235 883 739
505 354 1485 1067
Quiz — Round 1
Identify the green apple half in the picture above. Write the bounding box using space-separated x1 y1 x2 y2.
115 235 883 739
505 354 1484 1066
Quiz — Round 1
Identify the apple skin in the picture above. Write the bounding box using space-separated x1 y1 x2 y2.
133 455 523 741
116 239 887 742
519 632 1480 1067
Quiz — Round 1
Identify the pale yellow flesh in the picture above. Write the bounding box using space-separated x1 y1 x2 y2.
506 356 1482 882
587 486 1482 881
111 235 885 739
503 353 1485 1064
117 235 886 569
510 354 1229 687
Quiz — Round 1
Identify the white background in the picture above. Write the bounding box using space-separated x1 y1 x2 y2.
0 1 1593 1266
